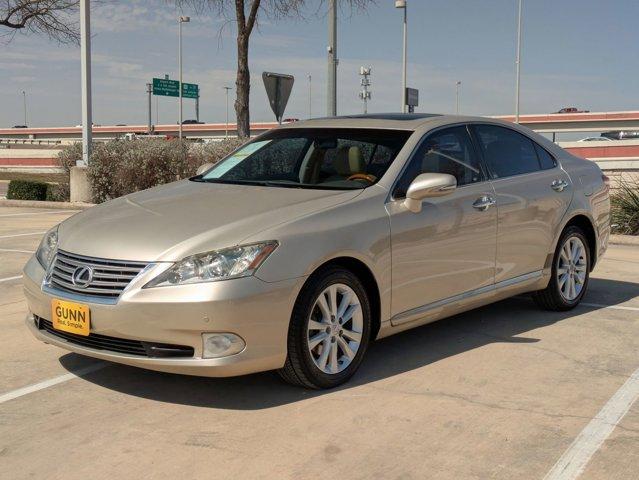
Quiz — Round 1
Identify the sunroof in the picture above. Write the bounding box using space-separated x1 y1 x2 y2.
335 113 443 121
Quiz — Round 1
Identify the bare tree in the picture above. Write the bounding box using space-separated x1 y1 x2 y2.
1 0 80 44
176 1 373 138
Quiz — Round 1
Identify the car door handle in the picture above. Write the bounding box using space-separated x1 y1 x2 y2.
472 195 496 211
551 179 569 192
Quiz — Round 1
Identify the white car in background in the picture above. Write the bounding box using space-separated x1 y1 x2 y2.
578 137 613 142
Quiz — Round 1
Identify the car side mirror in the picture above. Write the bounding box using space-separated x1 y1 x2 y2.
196 162 214 176
404 173 457 213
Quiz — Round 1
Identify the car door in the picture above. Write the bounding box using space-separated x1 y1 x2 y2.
387 125 497 320
471 124 572 284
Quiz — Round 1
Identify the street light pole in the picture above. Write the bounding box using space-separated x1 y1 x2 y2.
178 15 190 140
456 81 461 114
80 0 92 165
327 0 337 116
223 86 232 138
22 91 27 126
308 74 312 119
146 83 152 134
515 0 523 123
395 1 407 113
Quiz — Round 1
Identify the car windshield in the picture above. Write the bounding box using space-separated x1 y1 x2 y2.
194 128 412 190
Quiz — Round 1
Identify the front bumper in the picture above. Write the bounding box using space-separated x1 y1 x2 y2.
23 255 303 377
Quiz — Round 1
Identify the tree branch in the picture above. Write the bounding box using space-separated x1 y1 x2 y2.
244 0 260 36
1 0 80 44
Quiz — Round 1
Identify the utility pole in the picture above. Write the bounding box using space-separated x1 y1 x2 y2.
80 0 92 165
359 67 372 114
146 83 152 134
327 0 337 116
178 16 190 139
223 86 232 138
396 0 408 113
456 81 461 114
515 0 523 123
308 74 312 119
195 94 200 123
21 91 27 126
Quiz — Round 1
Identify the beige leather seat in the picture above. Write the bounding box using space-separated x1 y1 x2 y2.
333 146 365 177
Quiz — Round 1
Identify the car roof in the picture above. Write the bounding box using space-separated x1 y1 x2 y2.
279 113 515 131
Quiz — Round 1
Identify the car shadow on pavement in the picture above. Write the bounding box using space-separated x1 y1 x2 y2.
59 277 639 410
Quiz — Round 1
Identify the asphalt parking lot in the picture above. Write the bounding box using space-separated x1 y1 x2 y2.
1 206 638 480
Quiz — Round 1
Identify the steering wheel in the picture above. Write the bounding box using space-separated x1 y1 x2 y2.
347 173 377 183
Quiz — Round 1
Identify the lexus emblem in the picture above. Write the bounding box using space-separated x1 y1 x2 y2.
71 266 93 288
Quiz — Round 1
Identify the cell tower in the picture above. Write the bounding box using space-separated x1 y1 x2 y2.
359 67 372 114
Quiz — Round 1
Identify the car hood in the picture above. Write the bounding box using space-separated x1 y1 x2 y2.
58 180 361 262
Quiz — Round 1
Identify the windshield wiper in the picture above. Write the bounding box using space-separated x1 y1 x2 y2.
192 178 362 190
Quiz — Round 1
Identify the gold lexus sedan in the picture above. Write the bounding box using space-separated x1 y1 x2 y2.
24 114 610 389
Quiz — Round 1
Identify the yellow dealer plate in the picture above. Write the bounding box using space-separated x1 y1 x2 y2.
51 299 90 336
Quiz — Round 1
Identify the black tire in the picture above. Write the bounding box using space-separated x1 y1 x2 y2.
532 226 591 311
278 266 371 389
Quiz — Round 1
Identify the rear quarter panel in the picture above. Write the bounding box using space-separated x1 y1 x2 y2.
552 152 610 265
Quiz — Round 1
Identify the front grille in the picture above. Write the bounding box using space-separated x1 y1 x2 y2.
49 250 149 299
37 317 194 358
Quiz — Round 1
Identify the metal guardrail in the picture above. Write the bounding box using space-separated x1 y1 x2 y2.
0 138 63 146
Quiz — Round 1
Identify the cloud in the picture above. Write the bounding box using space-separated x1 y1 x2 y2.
10 75 37 83
91 0 223 37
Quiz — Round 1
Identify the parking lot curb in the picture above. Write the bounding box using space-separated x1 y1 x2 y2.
610 234 639 246
0 199 94 210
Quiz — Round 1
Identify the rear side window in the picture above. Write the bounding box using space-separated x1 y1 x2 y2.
534 144 557 170
474 125 540 178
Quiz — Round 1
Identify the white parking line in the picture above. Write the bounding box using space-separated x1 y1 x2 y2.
581 302 639 312
0 248 34 254
0 210 78 217
0 275 22 283
0 363 106 405
0 231 45 240
543 366 639 480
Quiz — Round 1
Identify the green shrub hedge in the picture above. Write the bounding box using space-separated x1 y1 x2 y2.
6 180 52 201
611 178 639 235
56 138 246 204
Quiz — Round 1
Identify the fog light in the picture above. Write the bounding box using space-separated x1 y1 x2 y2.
202 333 245 359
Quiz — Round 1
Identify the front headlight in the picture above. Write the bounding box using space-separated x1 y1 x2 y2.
36 226 58 269
144 241 278 288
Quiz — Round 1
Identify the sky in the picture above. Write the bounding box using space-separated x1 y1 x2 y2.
1 0 638 128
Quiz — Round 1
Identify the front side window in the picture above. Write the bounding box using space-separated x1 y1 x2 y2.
394 126 483 197
197 128 411 190
474 124 541 178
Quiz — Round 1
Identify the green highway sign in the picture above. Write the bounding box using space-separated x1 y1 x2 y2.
152 78 199 99
153 78 179 97
182 82 199 99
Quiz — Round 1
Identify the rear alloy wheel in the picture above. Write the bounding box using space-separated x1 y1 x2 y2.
556 236 588 302
533 226 591 311
279 267 371 389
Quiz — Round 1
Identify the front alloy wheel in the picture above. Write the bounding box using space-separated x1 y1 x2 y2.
307 284 364 375
279 267 371 389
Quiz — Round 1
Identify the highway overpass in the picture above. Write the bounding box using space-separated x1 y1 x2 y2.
2 111 639 178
